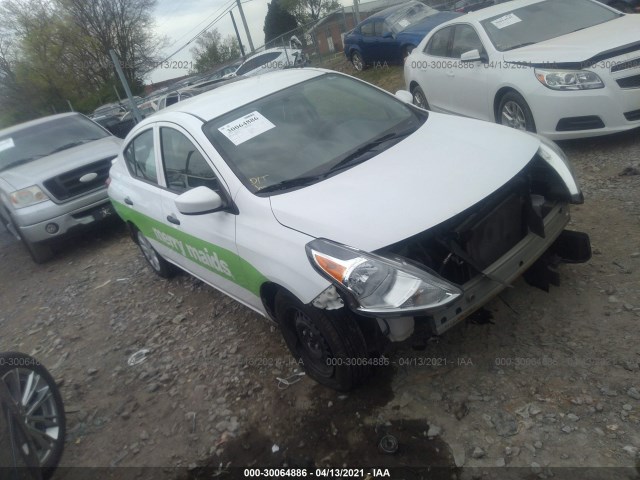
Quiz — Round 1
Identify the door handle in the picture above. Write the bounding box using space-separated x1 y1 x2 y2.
167 214 180 225
124 197 133 206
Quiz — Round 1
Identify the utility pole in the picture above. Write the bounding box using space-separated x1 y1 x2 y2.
109 50 143 123
230 11 246 58
353 0 361 24
236 0 254 53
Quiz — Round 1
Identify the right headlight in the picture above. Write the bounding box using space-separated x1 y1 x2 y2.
10 185 49 208
306 238 461 315
534 69 604 91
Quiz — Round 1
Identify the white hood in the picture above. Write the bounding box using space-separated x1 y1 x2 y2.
270 113 541 252
502 15 640 65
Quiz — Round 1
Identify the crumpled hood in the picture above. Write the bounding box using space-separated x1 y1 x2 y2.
0 136 122 190
502 15 640 65
270 113 541 252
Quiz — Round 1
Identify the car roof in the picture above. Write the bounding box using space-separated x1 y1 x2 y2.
368 0 430 21
138 68 327 125
0 112 80 136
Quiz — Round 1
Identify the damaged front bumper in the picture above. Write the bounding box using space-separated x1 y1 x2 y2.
421 202 588 336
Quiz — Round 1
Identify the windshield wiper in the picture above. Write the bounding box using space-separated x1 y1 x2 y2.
504 42 536 51
257 174 324 194
0 155 45 172
47 139 95 155
326 130 413 175
257 130 414 195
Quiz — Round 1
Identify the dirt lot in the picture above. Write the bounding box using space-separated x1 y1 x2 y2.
1 75 639 479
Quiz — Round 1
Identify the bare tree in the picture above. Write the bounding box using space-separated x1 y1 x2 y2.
58 0 167 86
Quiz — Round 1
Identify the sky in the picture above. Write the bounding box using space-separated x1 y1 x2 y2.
149 0 289 84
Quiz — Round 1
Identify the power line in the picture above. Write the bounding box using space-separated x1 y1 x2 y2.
163 0 237 50
145 0 237 74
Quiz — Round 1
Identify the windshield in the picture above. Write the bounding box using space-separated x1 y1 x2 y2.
203 73 426 195
387 2 439 34
480 0 621 52
0 115 109 172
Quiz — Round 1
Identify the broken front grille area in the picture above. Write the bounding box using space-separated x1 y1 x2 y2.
43 158 113 202
377 156 568 286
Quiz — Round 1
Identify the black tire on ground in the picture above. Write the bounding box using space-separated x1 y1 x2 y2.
351 51 365 71
497 90 536 133
411 85 430 110
9 216 54 264
0 352 66 479
274 289 370 391
135 229 176 278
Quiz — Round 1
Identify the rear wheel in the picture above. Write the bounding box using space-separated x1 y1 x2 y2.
351 51 365 71
498 91 536 132
0 352 66 479
135 229 175 278
275 289 370 391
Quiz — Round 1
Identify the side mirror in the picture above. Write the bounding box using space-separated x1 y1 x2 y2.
382 31 394 39
175 186 224 215
460 49 487 63
394 90 414 104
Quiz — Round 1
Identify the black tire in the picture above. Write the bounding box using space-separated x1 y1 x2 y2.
275 289 370 391
351 51 365 71
9 216 54 264
0 352 66 479
135 229 175 278
412 85 430 110
497 91 536 132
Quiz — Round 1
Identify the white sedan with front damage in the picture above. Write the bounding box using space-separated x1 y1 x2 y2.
108 68 590 391
404 0 640 140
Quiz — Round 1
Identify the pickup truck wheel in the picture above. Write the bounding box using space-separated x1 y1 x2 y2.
0 352 66 479
135 230 175 278
9 216 54 264
351 51 365 71
275 290 370 391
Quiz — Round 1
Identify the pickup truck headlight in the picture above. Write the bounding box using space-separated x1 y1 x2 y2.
306 238 461 315
10 186 49 208
534 69 604 90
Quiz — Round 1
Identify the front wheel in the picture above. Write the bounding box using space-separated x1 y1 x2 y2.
0 352 66 479
411 85 430 110
497 91 536 132
275 290 370 391
9 216 54 264
351 51 365 71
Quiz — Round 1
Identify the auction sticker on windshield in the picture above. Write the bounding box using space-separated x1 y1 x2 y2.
218 111 275 146
0 138 15 153
491 13 521 29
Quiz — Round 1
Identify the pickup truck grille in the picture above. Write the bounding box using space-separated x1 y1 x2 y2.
43 158 113 201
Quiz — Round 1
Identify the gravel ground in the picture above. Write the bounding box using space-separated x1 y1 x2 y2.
0 123 639 479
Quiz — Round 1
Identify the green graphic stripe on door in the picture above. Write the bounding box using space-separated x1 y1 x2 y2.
112 200 267 296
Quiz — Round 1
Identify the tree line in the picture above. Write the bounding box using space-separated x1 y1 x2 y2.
0 0 341 128
0 0 164 127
